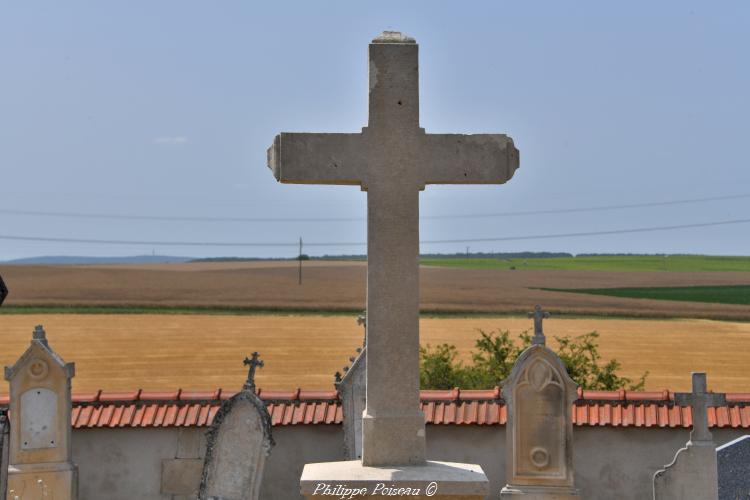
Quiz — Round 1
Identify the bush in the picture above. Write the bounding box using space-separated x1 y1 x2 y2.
420 329 647 391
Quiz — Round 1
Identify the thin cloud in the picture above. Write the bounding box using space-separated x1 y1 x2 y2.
152 136 188 145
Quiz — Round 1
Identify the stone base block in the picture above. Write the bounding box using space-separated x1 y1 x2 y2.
361 413 426 465
301 460 489 499
7 462 78 500
653 441 718 500
500 484 579 499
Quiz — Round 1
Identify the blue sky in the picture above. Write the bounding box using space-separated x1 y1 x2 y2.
1 1 748 259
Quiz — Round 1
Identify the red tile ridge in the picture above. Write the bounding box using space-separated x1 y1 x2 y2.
139 390 180 401
580 390 622 401
179 390 221 401
99 391 140 402
259 389 298 401
625 391 670 402
297 390 340 402
421 390 457 402
73 391 102 403
457 389 500 401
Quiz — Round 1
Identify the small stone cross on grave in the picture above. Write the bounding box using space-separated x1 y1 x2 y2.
528 304 550 346
268 30 519 467
243 352 264 392
653 372 726 500
675 372 726 444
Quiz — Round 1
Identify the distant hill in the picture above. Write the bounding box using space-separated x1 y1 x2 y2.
1 255 193 265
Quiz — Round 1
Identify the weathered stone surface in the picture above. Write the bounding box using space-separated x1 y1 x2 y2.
162 458 203 495
4 325 78 500
501 307 579 498
717 435 750 500
653 442 718 500
300 460 489 500
198 355 274 500
268 30 518 470
653 372 725 500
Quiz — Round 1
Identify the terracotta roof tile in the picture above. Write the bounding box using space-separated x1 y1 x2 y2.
2 387 750 430
110 406 124 428
98 405 114 427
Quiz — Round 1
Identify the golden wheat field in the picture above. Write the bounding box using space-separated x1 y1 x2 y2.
1 313 748 394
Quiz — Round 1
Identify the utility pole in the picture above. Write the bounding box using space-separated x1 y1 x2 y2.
298 237 303 285
466 246 470 259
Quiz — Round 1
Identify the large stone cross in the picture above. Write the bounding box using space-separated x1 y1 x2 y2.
528 304 550 346
267 31 519 466
675 372 726 444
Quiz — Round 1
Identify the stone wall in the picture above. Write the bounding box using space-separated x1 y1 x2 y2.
69 423 746 500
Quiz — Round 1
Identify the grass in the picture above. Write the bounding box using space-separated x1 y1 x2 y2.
421 255 750 272
0 304 692 320
545 284 750 306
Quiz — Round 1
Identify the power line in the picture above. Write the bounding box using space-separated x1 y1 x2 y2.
0 193 747 223
1 218 748 248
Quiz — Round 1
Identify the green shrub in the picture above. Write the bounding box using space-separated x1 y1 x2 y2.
420 329 647 391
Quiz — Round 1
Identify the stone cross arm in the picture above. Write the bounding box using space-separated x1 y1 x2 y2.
674 372 726 443
674 391 726 408
267 131 519 189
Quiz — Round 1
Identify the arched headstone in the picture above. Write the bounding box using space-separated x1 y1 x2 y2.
4 326 78 500
501 306 579 498
198 353 274 500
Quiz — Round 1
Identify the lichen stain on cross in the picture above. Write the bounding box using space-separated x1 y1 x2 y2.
267 31 519 466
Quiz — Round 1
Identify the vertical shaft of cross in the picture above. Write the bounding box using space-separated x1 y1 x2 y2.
369 32 419 130
362 184 425 466
690 373 711 442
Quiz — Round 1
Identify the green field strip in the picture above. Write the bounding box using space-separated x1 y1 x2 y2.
543 284 750 306
421 255 750 272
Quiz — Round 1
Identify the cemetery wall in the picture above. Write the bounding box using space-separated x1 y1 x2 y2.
69 424 745 500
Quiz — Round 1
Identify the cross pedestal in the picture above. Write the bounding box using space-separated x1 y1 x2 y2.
268 31 518 498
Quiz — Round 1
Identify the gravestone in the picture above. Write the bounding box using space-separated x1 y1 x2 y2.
270 30 518 499
0 274 7 498
198 353 274 500
0 274 8 307
501 306 580 498
717 435 750 500
653 372 726 500
4 325 78 500
336 315 367 460
1 412 9 500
